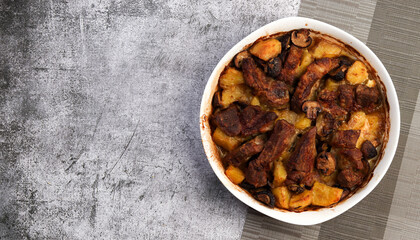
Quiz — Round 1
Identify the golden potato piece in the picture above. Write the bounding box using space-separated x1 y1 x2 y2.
295 49 314 77
219 67 244 89
289 190 313 209
324 78 344 91
275 109 298 125
250 38 282 61
250 96 260 106
312 40 342 59
225 165 245 184
312 182 343 207
365 79 376 88
295 113 312 130
272 186 291 209
343 111 367 130
346 61 368 84
213 128 242 151
221 84 253 107
273 161 287 187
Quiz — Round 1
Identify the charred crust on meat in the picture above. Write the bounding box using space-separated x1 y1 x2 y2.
291 58 340 112
266 57 282 78
240 105 277 136
355 84 380 111
242 57 290 108
246 120 295 188
285 127 317 189
224 135 266 167
291 29 312 48
316 151 336 176
338 84 355 111
279 46 303 86
331 130 360 148
214 104 242 136
361 140 377 159
302 101 321 120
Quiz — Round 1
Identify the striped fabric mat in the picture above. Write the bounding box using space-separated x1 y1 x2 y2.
241 0 420 239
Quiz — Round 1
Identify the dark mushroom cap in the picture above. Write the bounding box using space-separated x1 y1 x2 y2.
361 140 378 159
252 189 275 208
234 51 251 68
302 101 321 120
291 29 312 48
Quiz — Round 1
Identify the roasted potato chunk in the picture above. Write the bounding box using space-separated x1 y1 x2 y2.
272 186 291 209
212 128 242 151
219 67 245 89
275 109 298 125
312 40 342 59
346 61 368 84
295 49 314 77
221 84 253 107
250 38 282 61
312 182 343 207
273 161 287 187
250 96 260 106
295 113 312 130
289 190 313 209
225 165 245 184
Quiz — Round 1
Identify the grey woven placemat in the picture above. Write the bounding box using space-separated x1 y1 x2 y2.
241 0 420 239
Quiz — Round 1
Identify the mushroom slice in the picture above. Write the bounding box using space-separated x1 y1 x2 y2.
291 29 312 48
252 188 276 208
302 101 321 120
361 140 377 159
234 51 251 69
316 151 336 176
212 90 223 108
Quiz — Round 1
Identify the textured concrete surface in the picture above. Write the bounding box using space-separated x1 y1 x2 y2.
0 0 299 239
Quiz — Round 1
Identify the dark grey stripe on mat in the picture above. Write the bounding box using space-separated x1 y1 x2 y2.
299 0 377 43
242 0 420 239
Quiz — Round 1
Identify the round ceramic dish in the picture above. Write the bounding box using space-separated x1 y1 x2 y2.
199 17 400 225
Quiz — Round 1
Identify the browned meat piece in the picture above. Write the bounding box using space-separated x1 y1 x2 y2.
224 135 266 167
316 112 337 138
331 130 360 148
242 58 290 108
240 105 278 136
316 151 336 176
279 45 303 86
246 120 296 187
337 168 364 188
355 85 380 110
267 57 282 78
318 89 348 119
337 148 363 170
361 140 378 159
338 84 355 111
286 127 317 189
214 104 242 136
291 58 340 112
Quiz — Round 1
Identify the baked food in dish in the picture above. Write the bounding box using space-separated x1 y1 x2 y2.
209 29 389 211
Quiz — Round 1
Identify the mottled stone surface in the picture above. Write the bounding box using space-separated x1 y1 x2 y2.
0 0 299 239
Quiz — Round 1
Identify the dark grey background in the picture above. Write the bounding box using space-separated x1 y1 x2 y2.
0 0 299 239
